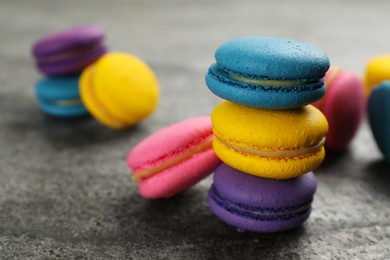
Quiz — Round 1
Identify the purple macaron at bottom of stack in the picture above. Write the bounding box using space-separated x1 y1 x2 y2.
208 163 317 233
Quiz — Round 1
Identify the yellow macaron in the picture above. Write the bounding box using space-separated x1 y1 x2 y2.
364 55 390 97
211 101 328 179
80 52 159 130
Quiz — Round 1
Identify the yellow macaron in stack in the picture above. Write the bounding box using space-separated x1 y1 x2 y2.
211 101 328 179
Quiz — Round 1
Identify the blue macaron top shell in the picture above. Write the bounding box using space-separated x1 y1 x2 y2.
215 37 329 81
205 37 330 109
368 81 390 163
35 75 89 118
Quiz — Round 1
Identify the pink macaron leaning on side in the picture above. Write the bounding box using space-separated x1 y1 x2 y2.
127 116 221 199
313 67 366 150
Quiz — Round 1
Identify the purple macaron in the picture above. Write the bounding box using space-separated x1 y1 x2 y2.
208 164 317 233
31 25 107 76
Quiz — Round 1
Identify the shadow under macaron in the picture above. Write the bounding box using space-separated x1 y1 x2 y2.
113 187 310 259
362 160 390 197
37 113 142 148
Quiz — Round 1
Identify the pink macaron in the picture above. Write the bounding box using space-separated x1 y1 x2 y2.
127 116 221 199
313 67 365 150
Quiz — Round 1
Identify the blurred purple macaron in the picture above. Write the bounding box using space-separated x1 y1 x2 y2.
31 25 107 76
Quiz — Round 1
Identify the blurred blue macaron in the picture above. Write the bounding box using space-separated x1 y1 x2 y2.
35 75 89 118
368 81 390 163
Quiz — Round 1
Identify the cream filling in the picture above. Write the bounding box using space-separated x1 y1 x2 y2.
228 74 311 87
216 136 325 158
52 99 82 107
132 135 214 181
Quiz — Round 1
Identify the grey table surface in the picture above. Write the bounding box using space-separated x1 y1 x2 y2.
1 0 390 259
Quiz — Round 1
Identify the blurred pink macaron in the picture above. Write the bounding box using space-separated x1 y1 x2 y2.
313 67 365 150
127 116 221 199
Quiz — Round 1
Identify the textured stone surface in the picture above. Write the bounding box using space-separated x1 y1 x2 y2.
1 0 390 259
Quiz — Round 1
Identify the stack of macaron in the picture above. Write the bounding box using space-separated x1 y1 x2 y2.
205 37 329 233
32 26 160 130
31 25 107 118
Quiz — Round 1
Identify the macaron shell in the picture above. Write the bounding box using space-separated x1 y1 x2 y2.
208 165 316 232
208 194 311 233
215 37 330 81
93 53 159 125
211 101 328 150
32 25 105 57
36 76 81 99
80 65 124 129
139 149 220 199
80 52 159 130
35 75 89 118
214 164 317 207
364 55 390 96
206 65 326 109
213 138 325 179
37 45 107 76
128 117 214 170
37 100 89 118
368 81 390 162
317 70 365 150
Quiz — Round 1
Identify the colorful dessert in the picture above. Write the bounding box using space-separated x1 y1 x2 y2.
127 117 221 199
313 67 365 150
80 52 159 130
364 55 390 96
211 101 328 179
208 164 317 233
32 25 107 76
205 37 330 109
35 75 88 118
368 81 390 163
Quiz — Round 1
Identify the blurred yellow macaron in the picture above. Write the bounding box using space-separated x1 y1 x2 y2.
364 55 390 97
80 52 159 130
211 101 328 179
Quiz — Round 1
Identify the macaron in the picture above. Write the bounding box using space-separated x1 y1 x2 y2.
32 25 107 76
211 101 328 179
205 37 330 109
80 52 159 130
208 164 317 233
364 55 390 96
35 75 89 118
127 116 221 199
368 81 390 163
313 67 365 150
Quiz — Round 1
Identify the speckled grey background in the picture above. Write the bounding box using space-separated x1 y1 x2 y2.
1 0 390 259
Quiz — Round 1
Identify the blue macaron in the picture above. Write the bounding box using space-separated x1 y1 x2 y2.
35 75 89 118
205 37 330 109
368 81 390 163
